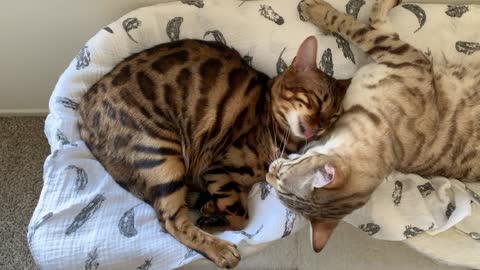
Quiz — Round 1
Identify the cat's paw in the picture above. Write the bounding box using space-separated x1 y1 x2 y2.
300 0 335 33
209 240 241 269
199 199 218 215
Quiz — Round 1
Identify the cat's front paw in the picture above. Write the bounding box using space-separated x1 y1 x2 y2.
209 240 241 269
300 0 335 34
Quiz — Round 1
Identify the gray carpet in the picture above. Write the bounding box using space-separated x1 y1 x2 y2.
0 117 48 270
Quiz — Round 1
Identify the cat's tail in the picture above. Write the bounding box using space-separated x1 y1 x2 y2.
302 0 431 69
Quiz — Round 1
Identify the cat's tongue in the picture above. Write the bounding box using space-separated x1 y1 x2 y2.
304 129 315 139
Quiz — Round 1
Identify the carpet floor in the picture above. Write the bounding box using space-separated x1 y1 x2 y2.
0 117 48 270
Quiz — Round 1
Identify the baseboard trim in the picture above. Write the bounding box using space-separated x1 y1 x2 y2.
0 109 49 117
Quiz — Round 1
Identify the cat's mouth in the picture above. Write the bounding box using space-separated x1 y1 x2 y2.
299 121 323 140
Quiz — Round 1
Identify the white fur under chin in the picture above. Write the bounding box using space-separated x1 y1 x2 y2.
286 111 303 138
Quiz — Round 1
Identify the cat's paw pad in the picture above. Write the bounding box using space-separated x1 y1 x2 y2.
210 240 241 269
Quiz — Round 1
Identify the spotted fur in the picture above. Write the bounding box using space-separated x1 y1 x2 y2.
268 0 480 253
78 38 346 268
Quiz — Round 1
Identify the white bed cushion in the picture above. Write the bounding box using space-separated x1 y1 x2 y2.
28 0 480 269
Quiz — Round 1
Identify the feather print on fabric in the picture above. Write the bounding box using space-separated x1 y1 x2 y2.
76 46 90 70
281 209 296 238
333 33 355 64
85 247 100 270
103 26 114 34
259 181 272 200
445 202 456 218
233 225 264 239
392 180 403 206
242 54 253 66
118 204 142 238
65 165 88 192
66 194 106 235
203 30 227 44
28 212 53 244
466 187 480 204
56 97 79 110
319 48 334 77
456 41 480 55
402 4 426 33
181 0 204 8
445 5 469 18
56 129 71 145
345 0 365 19
403 225 424 238
359 222 380 236
166 17 183 42
123 17 142 43
137 258 153 270
259 5 284 25
417 182 435 197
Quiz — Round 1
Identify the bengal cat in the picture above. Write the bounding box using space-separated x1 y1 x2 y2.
267 0 480 253
78 37 348 268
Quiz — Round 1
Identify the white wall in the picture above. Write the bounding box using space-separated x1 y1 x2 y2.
0 0 174 115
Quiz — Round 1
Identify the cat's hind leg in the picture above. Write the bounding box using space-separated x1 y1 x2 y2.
136 140 240 268
300 0 430 66
369 0 399 29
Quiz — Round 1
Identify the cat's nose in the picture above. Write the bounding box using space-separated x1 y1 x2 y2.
266 162 281 186
266 171 277 186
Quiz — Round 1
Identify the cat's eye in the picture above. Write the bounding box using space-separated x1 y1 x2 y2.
323 95 329 102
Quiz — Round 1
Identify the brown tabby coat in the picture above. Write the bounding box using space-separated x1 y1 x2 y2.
267 0 480 253
78 38 347 268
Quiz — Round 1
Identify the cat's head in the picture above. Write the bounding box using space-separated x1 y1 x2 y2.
266 153 380 252
270 36 349 140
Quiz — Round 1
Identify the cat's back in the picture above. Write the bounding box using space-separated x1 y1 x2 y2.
338 58 480 181
80 39 247 106
78 39 268 175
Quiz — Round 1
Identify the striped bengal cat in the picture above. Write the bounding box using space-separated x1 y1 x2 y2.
267 0 480 253
78 37 348 268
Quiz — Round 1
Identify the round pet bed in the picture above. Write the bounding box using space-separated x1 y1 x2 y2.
28 0 480 269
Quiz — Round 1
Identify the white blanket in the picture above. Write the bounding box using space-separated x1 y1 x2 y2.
28 0 480 269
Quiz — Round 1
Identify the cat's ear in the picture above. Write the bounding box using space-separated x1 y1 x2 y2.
310 218 339 252
312 163 344 189
292 36 318 72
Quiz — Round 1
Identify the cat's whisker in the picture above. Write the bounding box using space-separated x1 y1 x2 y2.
279 128 290 159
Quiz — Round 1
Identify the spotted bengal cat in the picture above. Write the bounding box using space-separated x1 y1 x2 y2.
267 0 480 253
78 37 348 268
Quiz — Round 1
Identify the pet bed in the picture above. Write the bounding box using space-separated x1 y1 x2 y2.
28 0 480 269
